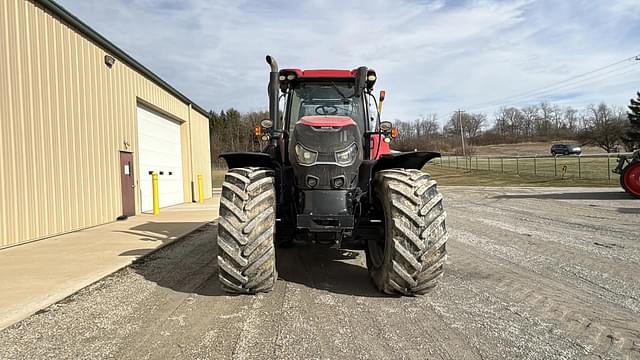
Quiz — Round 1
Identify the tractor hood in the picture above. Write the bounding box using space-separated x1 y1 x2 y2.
298 115 357 128
288 115 363 190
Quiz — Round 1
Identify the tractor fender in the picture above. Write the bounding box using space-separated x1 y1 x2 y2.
358 151 441 194
373 151 441 173
219 152 279 170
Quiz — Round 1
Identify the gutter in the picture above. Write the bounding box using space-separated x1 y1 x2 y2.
33 0 210 118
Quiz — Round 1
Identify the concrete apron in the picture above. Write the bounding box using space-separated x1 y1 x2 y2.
0 196 219 330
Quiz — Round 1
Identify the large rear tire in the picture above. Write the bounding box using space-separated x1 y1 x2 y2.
365 169 448 295
620 161 640 199
217 167 277 293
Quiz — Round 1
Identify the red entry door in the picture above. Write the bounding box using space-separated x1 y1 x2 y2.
120 152 135 217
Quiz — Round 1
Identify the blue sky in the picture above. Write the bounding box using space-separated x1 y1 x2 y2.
58 0 640 123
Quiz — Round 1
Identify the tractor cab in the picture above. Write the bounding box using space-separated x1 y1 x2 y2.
280 70 373 130
277 68 382 163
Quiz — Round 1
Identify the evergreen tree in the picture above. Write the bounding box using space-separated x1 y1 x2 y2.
625 92 640 150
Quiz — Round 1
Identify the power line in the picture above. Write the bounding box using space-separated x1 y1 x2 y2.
469 64 640 112
466 56 639 111
463 53 640 111
469 63 639 111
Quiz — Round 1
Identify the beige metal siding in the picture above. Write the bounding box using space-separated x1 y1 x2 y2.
0 0 211 247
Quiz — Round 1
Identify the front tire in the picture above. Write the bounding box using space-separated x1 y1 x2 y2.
217 167 277 293
365 169 448 295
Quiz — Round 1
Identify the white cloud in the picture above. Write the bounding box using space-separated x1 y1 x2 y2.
58 0 640 123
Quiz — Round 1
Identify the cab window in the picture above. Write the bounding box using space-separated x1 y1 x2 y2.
288 82 365 132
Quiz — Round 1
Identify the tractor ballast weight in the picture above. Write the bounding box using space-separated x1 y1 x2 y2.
216 56 448 295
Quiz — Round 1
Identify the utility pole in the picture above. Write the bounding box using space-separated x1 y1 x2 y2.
457 109 466 157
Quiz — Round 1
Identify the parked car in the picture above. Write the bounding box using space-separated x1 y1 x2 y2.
551 143 582 156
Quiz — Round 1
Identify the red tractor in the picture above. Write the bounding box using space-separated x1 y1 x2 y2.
614 150 640 198
216 56 447 295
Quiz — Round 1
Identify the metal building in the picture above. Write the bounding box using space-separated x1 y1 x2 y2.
0 0 212 248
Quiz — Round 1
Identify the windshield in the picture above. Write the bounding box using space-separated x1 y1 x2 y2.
287 82 365 132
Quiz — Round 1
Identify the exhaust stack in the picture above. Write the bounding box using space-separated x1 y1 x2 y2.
266 55 280 131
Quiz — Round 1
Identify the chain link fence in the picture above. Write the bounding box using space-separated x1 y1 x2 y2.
434 153 634 183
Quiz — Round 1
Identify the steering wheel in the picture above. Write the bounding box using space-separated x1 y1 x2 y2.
315 105 338 115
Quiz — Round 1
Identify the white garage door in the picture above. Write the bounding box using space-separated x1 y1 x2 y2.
137 106 184 212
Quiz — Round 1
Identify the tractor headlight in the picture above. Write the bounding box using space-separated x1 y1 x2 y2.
335 143 358 166
294 143 318 166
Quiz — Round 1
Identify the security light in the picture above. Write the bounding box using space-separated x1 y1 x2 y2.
104 54 116 68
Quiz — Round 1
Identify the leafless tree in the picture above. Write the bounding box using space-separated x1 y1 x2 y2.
578 103 627 152
521 105 539 138
395 114 441 151
564 107 579 132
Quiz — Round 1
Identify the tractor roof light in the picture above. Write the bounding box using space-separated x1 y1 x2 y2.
390 127 398 139
366 70 377 88
279 71 298 92
279 71 297 81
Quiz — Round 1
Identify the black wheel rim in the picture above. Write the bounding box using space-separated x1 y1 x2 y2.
367 208 387 270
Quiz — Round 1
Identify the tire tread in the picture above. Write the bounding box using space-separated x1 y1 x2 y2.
367 168 448 295
217 167 277 294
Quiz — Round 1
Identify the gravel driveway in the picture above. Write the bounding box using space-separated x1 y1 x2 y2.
1 187 638 360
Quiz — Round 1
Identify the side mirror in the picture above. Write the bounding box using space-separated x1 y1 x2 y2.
257 119 273 141
379 121 392 132
379 120 397 143
260 119 273 129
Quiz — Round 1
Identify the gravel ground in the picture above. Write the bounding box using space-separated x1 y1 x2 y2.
1 186 639 360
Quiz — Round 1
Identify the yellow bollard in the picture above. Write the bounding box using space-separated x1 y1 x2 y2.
197 174 204 204
152 172 160 215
